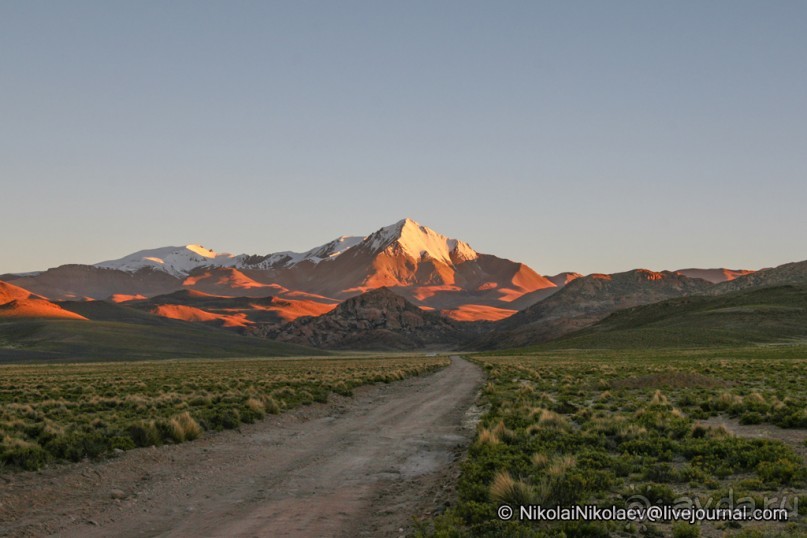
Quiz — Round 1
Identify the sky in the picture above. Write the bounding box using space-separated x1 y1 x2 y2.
1 1 805 276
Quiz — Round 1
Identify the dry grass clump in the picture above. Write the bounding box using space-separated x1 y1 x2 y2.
260 395 281 414
691 422 734 439
477 420 516 445
713 391 743 410
769 396 786 411
527 408 570 432
489 470 536 505
245 398 266 417
532 453 549 468
539 392 557 404
650 390 669 406
478 428 501 445
745 392 766 405
596 379 611 390
546 455 576 478
616 423 648 441
174 412 202 441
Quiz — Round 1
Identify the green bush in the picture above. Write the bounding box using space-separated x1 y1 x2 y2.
756 458 807 486
128 421 160 447
672 522 700 538
204 408 241 430
1 437 49 471
739 411 763 425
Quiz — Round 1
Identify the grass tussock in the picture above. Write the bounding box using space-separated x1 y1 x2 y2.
477 420 516 445
489 470 536 506
650 389 669 406
527 408 570 431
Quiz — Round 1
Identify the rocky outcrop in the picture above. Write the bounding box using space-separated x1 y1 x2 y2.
265 288 474 350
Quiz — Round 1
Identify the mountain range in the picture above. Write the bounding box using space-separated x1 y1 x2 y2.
3 217 803 355
3 219 572 322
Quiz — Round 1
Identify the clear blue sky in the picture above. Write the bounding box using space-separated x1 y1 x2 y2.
2 1 805 276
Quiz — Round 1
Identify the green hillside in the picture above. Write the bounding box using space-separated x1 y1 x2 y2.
510 285 807 351
0 312 324 362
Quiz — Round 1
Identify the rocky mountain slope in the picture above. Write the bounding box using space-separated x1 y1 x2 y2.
541 284 807 349
474 269 714 349
710 260 807 294
265 287 474 350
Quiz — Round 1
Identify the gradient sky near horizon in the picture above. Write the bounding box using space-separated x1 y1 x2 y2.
2 1 806 276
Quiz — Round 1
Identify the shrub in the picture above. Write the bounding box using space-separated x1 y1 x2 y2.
207 408 241 430
128 421 160 447
739 411 763 425
261 396 281 414
157 417 186 443
631 483 677 506
1 436 49 471
109 435 136 451
644 463 676 483
672 523 700 538
756 458 807 486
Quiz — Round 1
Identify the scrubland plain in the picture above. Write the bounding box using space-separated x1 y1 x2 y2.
423 346 807 538
0 355 449 472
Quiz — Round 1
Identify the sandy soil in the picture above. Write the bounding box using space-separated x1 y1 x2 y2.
0 356 484 538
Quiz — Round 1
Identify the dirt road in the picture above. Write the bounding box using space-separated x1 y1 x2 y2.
0 356 484 537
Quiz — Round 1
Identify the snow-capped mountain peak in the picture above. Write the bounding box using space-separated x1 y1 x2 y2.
365 218 478 265
95 245 240 277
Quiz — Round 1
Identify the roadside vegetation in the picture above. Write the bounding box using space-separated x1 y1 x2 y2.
425 346 807 537
0 355 449 472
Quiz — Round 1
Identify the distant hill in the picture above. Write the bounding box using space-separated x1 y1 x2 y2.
473 270 713 349
0 280 87 321
5 265 181 301
675 268 754 284
268 287 474 350
710 260 807 294
0 298 323 362
124 289 336 330
532 284 807 350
